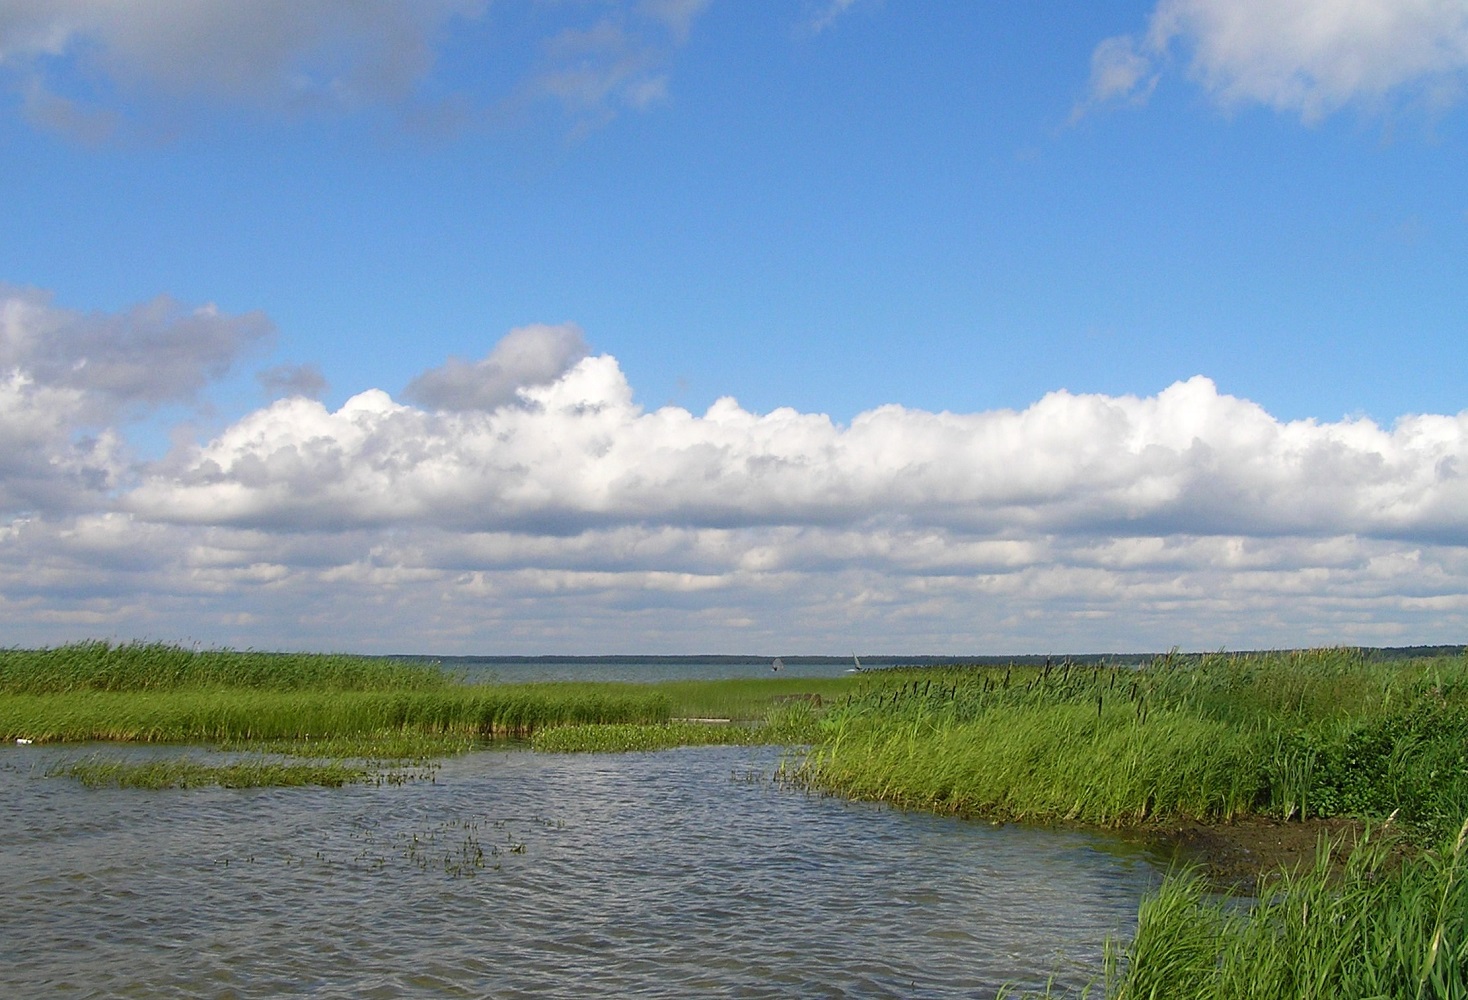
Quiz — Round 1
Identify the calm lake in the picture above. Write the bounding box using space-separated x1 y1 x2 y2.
1 660 1166 998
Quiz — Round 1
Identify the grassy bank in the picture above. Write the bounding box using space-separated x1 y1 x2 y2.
1106 820 1468 999
0 641 445 693
10 642 1466 994
0 642 674 743
789 649 1468 998
796 649 1468 840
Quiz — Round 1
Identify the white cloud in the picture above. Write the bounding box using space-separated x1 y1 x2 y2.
124 361 1468 548
403 322 588 412
0 285 272 417
0 285 269 516
1082 0 1468 120
4 290 1468 651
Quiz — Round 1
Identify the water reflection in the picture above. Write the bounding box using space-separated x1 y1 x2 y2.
1 744 1159 998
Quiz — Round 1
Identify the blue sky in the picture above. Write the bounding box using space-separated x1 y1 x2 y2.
2 1 1466 654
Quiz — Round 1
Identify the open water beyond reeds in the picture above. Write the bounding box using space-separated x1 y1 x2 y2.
2 743 1162 998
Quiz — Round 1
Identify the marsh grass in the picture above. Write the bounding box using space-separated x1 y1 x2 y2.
652 676 856 720
0 641 444 693
798 702 1262 824
533 698 825 753
1106 818 1468 999
801 649 1468 836
0 685 673 743
533 721 763 752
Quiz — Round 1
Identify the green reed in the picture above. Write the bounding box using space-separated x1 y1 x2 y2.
799 701 1263 824
649 676 857 721
0 686 672 743
1106 818 1468 999
800 649 1468 836
533 721 765 752
0 641 444 693
533 700 824 753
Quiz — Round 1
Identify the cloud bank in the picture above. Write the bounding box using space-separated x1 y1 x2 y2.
1082 0 1468 120
3 286 1466 653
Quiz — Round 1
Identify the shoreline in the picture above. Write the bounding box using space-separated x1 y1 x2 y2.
1134 814 1413 891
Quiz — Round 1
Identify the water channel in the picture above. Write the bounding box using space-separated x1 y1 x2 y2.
1 740 1163 998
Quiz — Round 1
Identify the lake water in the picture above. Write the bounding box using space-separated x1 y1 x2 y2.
0 741 1162 998
433 658 868 684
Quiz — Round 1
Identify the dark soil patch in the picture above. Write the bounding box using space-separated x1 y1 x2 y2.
1136 815 1413 891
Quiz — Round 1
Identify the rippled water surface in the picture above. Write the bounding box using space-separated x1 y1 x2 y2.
2 744 1160 998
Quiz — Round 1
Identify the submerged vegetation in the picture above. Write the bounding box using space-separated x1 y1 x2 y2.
50 756 372 789
7 641 1468 995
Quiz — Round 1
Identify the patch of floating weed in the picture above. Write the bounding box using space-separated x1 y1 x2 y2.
533 720 767 753
218 731 482 762
534 700 824 753
51 756 367 789
342 815 564 879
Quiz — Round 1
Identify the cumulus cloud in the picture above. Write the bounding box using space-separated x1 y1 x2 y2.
126 361 1468 548
1 285 272 417
1081 0 1468 120
0 284 270 516
5 296 1468 651
403 323 588 412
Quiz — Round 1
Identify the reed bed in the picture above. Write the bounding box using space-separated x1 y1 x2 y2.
0 685 672 743
0 641 444 693
533 721 766 753
1106 819 1468 999
799 648 1468 838
534 701 823 752
649 676 856 721
800 702 1262 824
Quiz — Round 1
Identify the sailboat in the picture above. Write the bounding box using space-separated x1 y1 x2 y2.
849 653 862 673
771 657 784 672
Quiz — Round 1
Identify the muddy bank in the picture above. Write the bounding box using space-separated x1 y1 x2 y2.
1136 815 1412 891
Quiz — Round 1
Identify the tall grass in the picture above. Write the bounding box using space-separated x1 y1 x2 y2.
799 649 1468 837
534 700 823 752
0 685 671 742
799 702 1262 824
650 677 855 720
1107 819 1468 999
0 641 445 693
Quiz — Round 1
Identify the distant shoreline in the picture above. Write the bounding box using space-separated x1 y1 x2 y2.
386 644 1466 666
